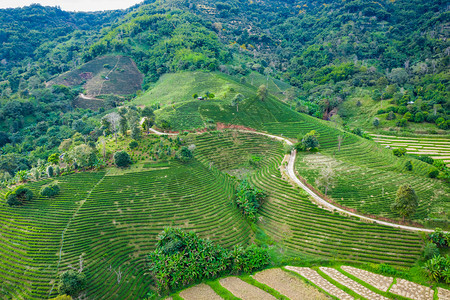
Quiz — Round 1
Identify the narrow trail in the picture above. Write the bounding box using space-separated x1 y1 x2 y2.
97 56 121 96
149 127 435 233
48 174 106 296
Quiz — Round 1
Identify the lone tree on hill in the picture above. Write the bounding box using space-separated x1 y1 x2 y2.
5 186 33 206
58 270 86 297
391 184 418 221
315 162 335 196
257 85 268 101
232 93 245 112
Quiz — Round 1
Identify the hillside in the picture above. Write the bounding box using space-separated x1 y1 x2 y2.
0 1 449 299
48 55 143 97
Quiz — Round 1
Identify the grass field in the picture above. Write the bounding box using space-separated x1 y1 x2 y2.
134 71 255 107
48 55 143 96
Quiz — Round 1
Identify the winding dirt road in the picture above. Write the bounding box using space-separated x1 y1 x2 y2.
149 127 436 233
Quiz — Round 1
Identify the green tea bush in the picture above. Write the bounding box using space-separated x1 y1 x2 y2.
423 242 440 260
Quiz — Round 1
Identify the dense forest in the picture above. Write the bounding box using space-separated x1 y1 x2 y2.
0 0 448 183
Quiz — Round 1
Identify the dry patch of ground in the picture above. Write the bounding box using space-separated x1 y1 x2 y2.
253 268 328 300
219 277 276 300
285 266 352 300
389 278 434 300
179 283 222 300
341 266 393 292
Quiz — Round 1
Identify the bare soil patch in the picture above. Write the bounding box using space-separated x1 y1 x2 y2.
179 283 221 300
219 277 276 300
253 268 328 300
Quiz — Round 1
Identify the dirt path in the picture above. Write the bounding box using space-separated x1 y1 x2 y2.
97 56 121 96
149 128 437 233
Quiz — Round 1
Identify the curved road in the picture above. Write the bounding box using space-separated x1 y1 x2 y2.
149 127 436 233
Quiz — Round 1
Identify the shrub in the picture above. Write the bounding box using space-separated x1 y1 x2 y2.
386 111 396 120
129 140 138 149
301 130 319 150
47 165 54 177
40 182 60 198
372 118 380 127
176 146 193 162
396 118 407 127
58 270 86 296
405 160 413 171
114 151 132 168
423 242 440 260
377 109 386 114
423 255 450 283
5 186 33 206
148 228 269 295
235 179 266 222
429 228 449 247
429 169 439 178
418 155 434 165
393 148 406 157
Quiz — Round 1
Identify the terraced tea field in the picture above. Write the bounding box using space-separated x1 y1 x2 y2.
0 161 251 299
174 266 449 300
193 132 424 267
370 134 450 166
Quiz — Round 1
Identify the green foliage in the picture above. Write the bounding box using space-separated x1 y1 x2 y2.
48 153 60 165
47 165 54 178
57 270 86 296
392 148 406 157
40 182 60 198
176 146 193 162
114 151 132 168
372 118 380 127
5 186 33 206
417 155 434 165
49 295 72 300
405 160 413 171
235 179 266 222
386 111 397 120
148 228 269 295
429 228 449 248
300 130 320 151
429 169 439 178
423 255 450 283
423 242 440 260
257 85 268 101
396 118 407 127
391 184 418 220
129 140 139 149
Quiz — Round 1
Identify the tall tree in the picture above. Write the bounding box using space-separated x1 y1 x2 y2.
257 85 268 101
391 184 418 220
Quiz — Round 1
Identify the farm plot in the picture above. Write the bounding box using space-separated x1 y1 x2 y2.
193 131 424 267
219 277 276 300
389 278 434 300
295 152 449 220
370 134 450 165
0 161 251 300
340 266 393 292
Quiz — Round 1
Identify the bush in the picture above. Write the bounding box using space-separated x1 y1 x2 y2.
301 130 319 150
405 160 413 171
129 140 139 149
58 270 86 296
423 242 440 260
235 180 266 222
418 155 434 165
386 111 396 120
176 146 193 162
393 148 406 157
390 184 418 220
40 182 60 197
148 228 269 295
114 151 132 168
396 118 407 127
429 169 439 178
47 165 54 177
5 186 33 206
423 255 450 283
429 228 449 247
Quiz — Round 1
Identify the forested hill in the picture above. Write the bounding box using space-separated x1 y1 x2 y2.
0 0 448 182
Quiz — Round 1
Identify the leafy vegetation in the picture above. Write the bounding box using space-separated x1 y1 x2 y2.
235 179 266 222
147 227 269 296
5 185 33 206
40 182 60 197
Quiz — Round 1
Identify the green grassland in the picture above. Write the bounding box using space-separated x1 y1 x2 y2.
48 55 143 96
134 71 255 107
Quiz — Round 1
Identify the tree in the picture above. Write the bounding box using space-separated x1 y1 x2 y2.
177 146 193 162
301 130 319 150
391 184 418 220
337 134 346 152
141 106 154 118
257 85 268 101
131 123 141 140
67 144 97 169
315 162 335 196
386 111 396 120
114 151 132 168
48 153 60 165
373 118 380 128
47 165 54 177
231 93 245 112
142 117 154 134
192 93 198 99
40 182 60 197
372 89 382 101
5 186 33 206
235 179 266 222
103 112 121 144
405 160 413 171
0 131 10 147
57 270 86 296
